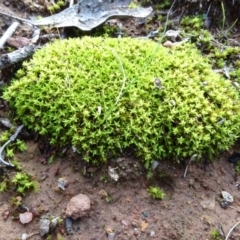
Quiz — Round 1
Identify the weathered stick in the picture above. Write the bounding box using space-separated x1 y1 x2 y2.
225 219 240 240
39 33 60 40
0 21 20 49
183 154 198 178
31 27 41 44
69 0 74 7
0 44 36 69
0 125 24 167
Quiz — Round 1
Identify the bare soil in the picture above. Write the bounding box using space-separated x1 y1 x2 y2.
1 1 240 240
1 140 240 240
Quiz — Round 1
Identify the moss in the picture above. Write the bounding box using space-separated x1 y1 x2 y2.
210 229 223 240
12 172 38 194
47 0 65 13
4 37 240 168
148 186 165 200
180 15 240 84
181 15 205 31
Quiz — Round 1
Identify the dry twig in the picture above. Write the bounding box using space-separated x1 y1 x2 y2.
0 125 24 167
225 219 240 240
0 44 36 69
0 21 20 49
183 154 198 178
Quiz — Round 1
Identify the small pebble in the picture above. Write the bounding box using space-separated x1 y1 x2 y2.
150 230 155 237
58 177 67 190
65 217 73 235
152 161 159 170
121 219 129 227
7 37 30 49
19 212 33 224
0 118 14 128
220 201 229 209
142 211 149 218
39 218 50 237
107 232 116 240
222 191 234 203
163 40 173 48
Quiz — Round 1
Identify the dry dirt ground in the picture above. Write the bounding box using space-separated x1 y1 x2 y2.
1 140 240 240
1 1 240 240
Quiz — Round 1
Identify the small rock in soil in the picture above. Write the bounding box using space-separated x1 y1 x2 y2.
108 166 119 181
121 219 129 227
19 212 33 224
142 211 149 218
0 118 14 128
104 226 113 233
65 193 91 220
39 217 50 237
57 177 67 190
219 201 229 209
7 37 30 49
49 216 59 231
222 191 234 203
163 40 173 48
150 230 155 237
65 217 73 235
152 161 159 170
107 232 116 240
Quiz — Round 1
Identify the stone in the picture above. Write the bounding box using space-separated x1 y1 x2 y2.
65 194 91 220
39 217 50 236
19 212 33 224
222 191 234 203
163 40 173 48
150 230 155 237
107 232 116 240
7 37 30 49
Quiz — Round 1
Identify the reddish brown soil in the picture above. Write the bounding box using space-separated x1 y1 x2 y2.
1 141 240 240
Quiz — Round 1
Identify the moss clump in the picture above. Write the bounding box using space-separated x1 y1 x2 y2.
47 0 65 13
12 172 38 194
148 186 165 200
3 37 240 167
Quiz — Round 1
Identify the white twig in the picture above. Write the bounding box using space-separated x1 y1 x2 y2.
21 232 39 240
225 220 240 240
31 27 41 44
0 125 24 167
39 33 60 40
0 21 20 49
69 0 74 7
183 154 197 178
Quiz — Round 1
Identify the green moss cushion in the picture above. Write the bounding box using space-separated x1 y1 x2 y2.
4 37 240 167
